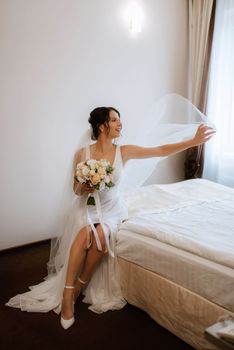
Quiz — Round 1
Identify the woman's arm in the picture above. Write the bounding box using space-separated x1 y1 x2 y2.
121 124 215 162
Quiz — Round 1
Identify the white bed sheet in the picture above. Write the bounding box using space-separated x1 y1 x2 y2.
117 179 234 312
121 179 234 269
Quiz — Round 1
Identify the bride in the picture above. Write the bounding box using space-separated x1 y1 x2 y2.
6 104 215 330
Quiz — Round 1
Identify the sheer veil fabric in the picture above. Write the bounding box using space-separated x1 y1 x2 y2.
6 133 127 314
6 94 209 315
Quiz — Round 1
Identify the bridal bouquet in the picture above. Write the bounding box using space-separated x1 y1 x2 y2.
75 159 115 205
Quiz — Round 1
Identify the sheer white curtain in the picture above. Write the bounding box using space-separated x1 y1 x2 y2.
204 0 234 187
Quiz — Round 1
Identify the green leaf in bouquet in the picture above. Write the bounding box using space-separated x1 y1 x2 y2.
87 196 96 205
106 165 114 173
106 182 115 188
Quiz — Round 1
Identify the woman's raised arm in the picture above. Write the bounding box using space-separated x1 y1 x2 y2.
121 124 216 163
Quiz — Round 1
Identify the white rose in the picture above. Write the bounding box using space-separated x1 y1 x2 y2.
76 170 83 177
99 181 105 191
100 159 108 167
87 159 95 169
95 162 100 169
77 176 85 183
82 166 89 176
90 163 96 170
104 175 110 184
98 167 106 175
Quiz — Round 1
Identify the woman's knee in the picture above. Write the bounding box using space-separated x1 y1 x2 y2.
72 226 91 251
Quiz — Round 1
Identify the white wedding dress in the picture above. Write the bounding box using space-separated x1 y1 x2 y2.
6 94 207 315
6 144 127 314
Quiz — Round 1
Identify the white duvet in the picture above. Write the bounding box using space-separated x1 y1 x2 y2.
121 179 234 269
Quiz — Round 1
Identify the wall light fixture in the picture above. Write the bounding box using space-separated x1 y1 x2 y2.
125 2 143 33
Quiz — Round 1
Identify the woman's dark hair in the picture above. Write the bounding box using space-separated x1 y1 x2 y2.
88 106 120 140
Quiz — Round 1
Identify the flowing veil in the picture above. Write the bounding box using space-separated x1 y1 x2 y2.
120 93 208 191
47 93 209 282
6 93 211 314
47 129 93 277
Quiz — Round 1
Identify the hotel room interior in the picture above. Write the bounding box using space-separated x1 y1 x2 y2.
1 1 234 349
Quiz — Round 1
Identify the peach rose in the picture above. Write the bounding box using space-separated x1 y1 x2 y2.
97 167 106 175
91 173 100 185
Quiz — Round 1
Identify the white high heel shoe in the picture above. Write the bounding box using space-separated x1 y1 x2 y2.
60 285 75 330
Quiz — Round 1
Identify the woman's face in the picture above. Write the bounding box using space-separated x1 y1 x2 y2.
105 110 122 138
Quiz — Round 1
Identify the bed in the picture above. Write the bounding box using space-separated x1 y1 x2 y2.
116 179 234 349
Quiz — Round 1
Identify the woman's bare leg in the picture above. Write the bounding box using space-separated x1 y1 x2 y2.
74 224 107 298
61 225 91 320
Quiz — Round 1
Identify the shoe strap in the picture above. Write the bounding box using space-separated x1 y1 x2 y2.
64 285 74 289
78 277 87 285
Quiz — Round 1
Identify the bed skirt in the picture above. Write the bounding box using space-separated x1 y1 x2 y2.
118 257 234 350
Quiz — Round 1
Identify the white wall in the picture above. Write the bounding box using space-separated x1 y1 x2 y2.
0 0 188 249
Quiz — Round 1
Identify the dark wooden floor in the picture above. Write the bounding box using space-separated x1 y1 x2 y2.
0 240 194 350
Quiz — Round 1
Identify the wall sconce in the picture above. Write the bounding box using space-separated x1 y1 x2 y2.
125 2 143 33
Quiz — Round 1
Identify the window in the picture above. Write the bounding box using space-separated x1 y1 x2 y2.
204 0 234 187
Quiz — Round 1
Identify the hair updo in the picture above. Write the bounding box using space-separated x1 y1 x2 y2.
88 106 120 140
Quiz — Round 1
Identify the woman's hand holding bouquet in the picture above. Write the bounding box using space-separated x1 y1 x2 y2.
75 159 115 205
